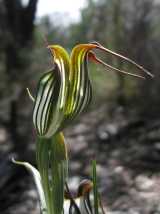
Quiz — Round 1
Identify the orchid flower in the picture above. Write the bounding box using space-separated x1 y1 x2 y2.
33 42 153 139
64 180 94 214
15 42 153 214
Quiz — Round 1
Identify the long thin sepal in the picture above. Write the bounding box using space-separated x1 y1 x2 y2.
93 42 154 78
88 51 146 79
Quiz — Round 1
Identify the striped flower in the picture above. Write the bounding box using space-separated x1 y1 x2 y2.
33 42 153 138
64 180 94 214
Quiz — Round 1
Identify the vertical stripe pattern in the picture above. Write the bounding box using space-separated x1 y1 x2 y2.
33 65 61 136
33 42 150 138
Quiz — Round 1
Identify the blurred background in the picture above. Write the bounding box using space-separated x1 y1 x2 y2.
0 0 160 213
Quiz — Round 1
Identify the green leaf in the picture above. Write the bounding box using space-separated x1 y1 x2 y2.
36 132 68 214
12 158 47 214
36 137 52 214
92 160 99 214
50 132 68 214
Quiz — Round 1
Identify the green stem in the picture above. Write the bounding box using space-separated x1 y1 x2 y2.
92 160 99 214
36 132 68 214
36 137 52 214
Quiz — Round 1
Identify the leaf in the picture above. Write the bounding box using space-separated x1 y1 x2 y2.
50 132 68 214
92 160 99 214
36 132 68 214
36 137 52 214
12 158 47 214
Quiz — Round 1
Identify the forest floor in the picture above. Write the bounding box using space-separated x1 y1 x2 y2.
1 105 160 214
